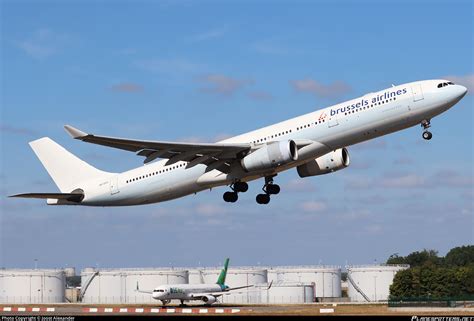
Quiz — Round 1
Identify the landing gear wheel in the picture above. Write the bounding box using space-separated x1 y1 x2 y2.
256 193 270 204
422 131 432 140
233 181 248 193
223 191 238 203
161 300 170 306
265 184 280 195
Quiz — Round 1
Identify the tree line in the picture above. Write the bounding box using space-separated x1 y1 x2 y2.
388 245 474 299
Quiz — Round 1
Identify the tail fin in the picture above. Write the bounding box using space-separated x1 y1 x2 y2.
29 137 112 192
216 258 230 286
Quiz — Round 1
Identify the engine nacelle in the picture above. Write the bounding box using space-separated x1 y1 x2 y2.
241 140 298 172
297 148 350 177
200 295 217 304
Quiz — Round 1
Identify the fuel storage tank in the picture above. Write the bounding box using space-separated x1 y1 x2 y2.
259 282 315 304
346 264 409 302
0 269 66 303
80 268 188 303
269 266 342 299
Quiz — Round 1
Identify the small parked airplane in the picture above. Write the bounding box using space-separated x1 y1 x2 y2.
10 79 467 205
135 258 270 305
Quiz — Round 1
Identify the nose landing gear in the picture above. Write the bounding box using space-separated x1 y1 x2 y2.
223 181 248 203
422 131 432 140
421 119 433 140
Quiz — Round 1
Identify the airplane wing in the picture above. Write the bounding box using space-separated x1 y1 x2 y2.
64 125 251 170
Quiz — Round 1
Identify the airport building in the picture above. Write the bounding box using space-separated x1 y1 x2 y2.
0 264 408 304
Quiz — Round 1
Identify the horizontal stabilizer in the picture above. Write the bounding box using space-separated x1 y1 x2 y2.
9 192 84 202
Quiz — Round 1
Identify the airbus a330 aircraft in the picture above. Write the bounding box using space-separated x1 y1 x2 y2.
135 258 269 305
10 79 467 205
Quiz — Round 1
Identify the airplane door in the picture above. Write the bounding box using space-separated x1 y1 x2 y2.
327 114 339 128
411 84 424 102
110 176 119 195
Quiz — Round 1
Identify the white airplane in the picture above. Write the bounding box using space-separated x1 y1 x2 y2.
10 79 467 205
135 258 269 305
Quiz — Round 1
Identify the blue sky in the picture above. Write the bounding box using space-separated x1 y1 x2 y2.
1 0 473 270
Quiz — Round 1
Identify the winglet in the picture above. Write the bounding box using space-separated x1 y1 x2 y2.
64 125 88 139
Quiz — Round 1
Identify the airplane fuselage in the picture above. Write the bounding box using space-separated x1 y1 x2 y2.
151 284 224 302
43 79 467 206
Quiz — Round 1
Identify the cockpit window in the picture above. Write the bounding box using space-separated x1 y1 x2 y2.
438 82 455 88
153 289 165 292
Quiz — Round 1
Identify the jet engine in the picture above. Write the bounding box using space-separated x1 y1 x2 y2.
241 140 298 172
200 295 217 304
297 148 350 177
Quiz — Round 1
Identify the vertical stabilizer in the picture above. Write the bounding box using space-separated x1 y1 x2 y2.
29 137 113 192
216 258 230 286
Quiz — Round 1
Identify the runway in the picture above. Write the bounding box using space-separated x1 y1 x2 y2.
1 303 473 316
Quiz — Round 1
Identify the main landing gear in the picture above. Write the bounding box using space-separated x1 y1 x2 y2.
421 119 433 140
223 181 248 203
256 176 280 205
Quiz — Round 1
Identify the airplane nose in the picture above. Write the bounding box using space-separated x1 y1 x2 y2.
452 85 468 102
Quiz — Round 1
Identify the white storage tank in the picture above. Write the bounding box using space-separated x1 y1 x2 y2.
81 268 188 304
0 269 66 303
201 267 267 288
260 282 315 304
266 269 279 283
201 267 267 304
188 269 204 284
271 266 341 299
347 264 409 302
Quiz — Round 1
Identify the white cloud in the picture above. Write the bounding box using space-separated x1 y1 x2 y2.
379 174 425 188
286 179 316 193
430 169 473 188
0 123 37 136
196 203 227 216
198 74 253 97
290 78 351 98
16 28 68 59
300 201 327 212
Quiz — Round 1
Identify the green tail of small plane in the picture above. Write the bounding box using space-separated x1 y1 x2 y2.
216 258 230 286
